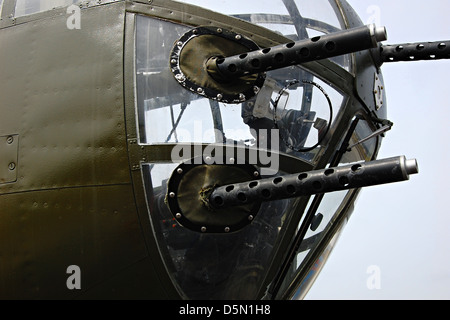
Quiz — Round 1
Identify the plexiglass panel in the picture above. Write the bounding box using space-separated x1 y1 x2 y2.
136 14 311 299
175 0 351 70
176 0 290 16
135 15 345 163
294 0 343 31
143 162 295 299
15 0 77 17
279 118 379 298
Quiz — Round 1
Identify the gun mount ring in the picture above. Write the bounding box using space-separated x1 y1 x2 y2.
170 26 266 104
165 157 262 233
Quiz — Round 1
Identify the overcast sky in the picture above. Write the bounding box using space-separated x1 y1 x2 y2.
305 0 450 300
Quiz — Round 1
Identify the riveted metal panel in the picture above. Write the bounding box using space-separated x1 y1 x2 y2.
0 134 19 184
0 2 129 195
0 1 174 299
0 184 148 299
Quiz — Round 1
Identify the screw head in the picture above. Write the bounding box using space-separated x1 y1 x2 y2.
175 74 185 82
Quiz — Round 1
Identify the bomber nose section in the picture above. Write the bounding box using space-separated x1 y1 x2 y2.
131 0 432 301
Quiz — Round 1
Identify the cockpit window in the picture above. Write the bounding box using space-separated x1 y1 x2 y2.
14 0 77 17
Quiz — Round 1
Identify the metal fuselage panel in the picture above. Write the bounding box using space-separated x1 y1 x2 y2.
0 2 170 299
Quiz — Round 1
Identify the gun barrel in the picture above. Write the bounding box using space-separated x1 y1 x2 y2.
208 24 387 81
209 156 418 209
381 40 450 63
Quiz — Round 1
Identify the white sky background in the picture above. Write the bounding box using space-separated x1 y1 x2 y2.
306 0 450 300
